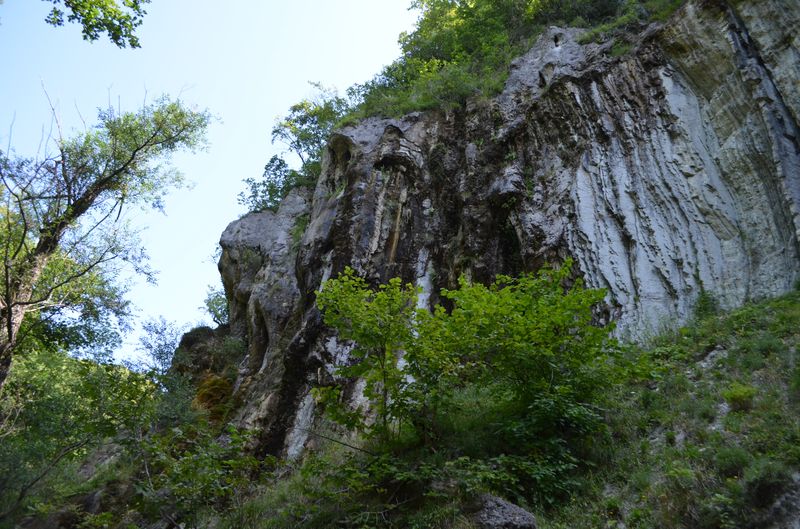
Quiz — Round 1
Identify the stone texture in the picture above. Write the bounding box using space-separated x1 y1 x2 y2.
472 494 537 529
218 189 312 454
217 0 800 458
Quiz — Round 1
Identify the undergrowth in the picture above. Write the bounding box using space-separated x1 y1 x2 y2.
218 289 800 529
540 290 800 528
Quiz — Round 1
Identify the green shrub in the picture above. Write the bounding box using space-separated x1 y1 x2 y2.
140 424 262 525
694 290 719 319
713 446 752 478
743 458 791 509
723 383 757 412
314 260 620 508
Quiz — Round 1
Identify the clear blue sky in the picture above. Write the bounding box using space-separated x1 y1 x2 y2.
0 0 417 358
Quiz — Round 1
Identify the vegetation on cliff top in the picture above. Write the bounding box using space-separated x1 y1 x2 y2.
240 0 685 214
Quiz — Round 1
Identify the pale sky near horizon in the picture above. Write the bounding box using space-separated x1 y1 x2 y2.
0 0 418 359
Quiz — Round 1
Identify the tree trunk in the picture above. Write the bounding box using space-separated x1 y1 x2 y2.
0 262 47 391
0 342 13 391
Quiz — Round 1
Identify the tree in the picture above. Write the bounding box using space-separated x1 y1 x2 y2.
0 344 156 522
0 97 209 390
438 262 615 413
239 84 348 212
138 316 185 377
202 284 229 326
315 269 421 440
42 0 151 48
271 84 348 180
315 261 618 447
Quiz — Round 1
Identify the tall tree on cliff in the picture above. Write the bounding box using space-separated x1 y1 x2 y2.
0 97 209 389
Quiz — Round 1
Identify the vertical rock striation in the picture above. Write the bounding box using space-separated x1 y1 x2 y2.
218 0 800 457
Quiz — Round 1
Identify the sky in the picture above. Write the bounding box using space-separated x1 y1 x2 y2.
0 0 418 359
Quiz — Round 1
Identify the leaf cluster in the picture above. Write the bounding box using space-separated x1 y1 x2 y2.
43 0 151 48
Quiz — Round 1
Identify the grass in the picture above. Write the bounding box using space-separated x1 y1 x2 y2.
539 289 800 529
578 0 685 44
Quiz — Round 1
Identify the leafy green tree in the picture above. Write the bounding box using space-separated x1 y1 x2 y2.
238 155 294 213
315 262 619 506
239 85 348 212
203 284 229 326
271 84 349 179
0 97 209 390
42 0 150 48
315 268 420 440
439 262 614 409
315 261 616 445
0 344 156 522
139 316 185 376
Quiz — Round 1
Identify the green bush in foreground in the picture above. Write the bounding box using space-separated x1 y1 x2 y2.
312 261 620 510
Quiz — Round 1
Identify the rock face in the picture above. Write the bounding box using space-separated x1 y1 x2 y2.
471 494 538 529
218 0 800 458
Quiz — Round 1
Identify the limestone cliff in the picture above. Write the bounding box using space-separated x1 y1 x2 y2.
218 0 800 458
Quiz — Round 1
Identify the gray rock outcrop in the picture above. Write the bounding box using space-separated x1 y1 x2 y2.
217 0 800 458
472 494 538 529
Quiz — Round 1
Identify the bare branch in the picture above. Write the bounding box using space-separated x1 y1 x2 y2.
41 82 64 145
6 111 15 155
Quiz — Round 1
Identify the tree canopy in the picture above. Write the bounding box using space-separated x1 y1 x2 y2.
0 97 209 389
42 0 150 48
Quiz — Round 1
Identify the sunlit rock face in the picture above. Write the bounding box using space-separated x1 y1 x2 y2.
217 0 800 458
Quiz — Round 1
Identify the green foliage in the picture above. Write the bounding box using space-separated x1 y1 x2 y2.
238 155 296 213
346 0 628 119
0 346 156 522
694 290 719 319
538 290 800 529
313 260 618 511
239 85 348 213
203 284 230 326
0 96 209 389
139 424 262 525
315 269 421 440
222 287 799 529
578 0 683 43
438 263 614 407
193 373 234 423
138 316 185 376
722 383 757 412
42 0 150 48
